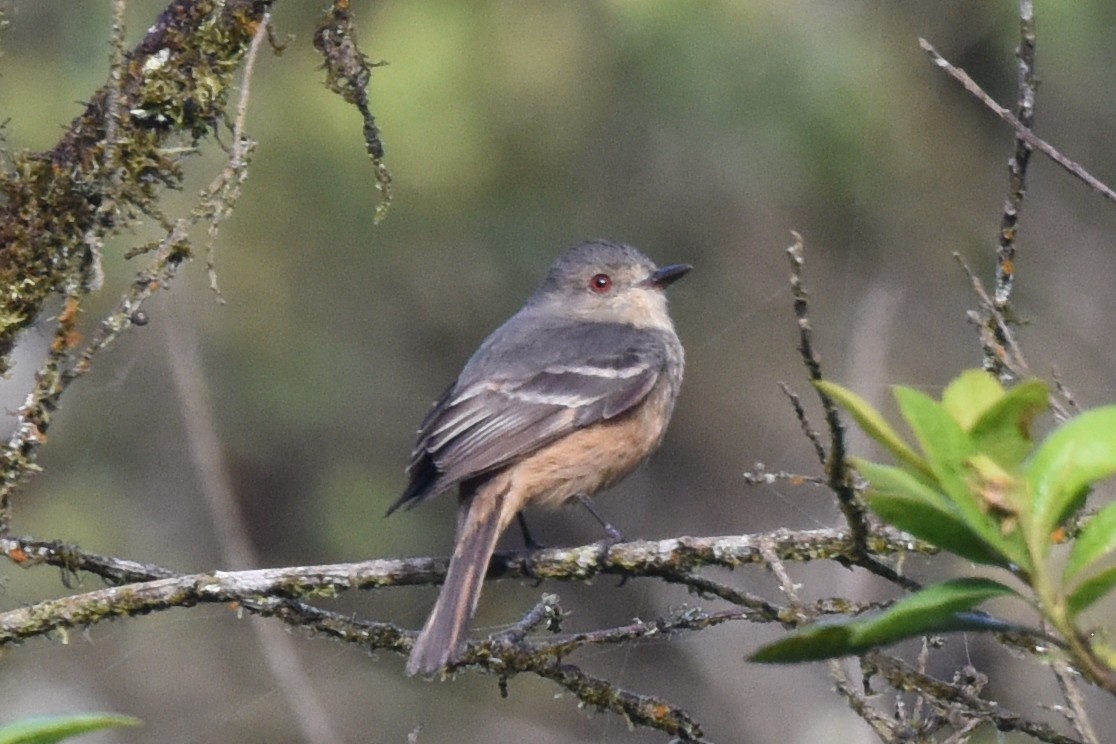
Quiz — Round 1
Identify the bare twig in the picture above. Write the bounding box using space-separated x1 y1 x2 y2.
785 234 870 550
741 462 826 487
831 663 904 740
1 535 178 583
973 0 1037 382
78 0 131 293
169 300 343 740
759 541 802 607
653 567 888 624
1049 652 1100 744
785 235 922 594
919 37 1116 205
103 0 127 169
777 382 827 468
952 251 1076 422
1050 368 1080 422
526 605 748 660
654 569 783 618
953 253 1031 378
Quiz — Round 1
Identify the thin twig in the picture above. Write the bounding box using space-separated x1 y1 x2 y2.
529 605 749 659
786 233 873 562
495 594 563 645
1049 651 1100 744
911 636 934 724
653 569 892 626
1050 368 1080 422
951 252 1078 424
919 37 1116 204
762 539 903 736
204 11 268 299
77 0 131 292
759 541 802 607
953 252 1031 379
102 0 127 168
777 382 827 468
741 462 826 487
869 652 1083 744
169 325 342 739
994 1 1036 308
831 661 902 740
654 569 783 618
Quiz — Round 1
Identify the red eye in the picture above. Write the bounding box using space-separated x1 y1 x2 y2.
590 273 612 293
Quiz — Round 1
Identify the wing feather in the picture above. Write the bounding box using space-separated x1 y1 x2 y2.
389 320 671 513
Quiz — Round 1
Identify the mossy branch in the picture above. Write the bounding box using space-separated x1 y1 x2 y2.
0 525 929 647
0 0 273 372
0 526 929 743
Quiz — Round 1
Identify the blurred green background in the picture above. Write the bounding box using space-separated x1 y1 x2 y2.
1 1 1115 742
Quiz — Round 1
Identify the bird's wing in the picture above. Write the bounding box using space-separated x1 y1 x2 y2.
389 323 667 512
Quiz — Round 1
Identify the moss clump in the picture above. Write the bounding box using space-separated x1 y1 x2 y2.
0 0 266 374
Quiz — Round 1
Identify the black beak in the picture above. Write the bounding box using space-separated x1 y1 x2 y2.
646 263 692 289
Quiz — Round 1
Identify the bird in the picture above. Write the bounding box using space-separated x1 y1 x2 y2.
388 239 689 677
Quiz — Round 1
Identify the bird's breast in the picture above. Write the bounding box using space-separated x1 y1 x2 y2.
502 376 677 511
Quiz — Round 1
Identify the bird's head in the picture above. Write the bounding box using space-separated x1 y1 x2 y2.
529 240 690 329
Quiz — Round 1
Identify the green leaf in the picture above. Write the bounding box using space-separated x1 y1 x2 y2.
814 380 930 478
1065 500 1116 582
855 458 1014 567
852 578 1017 649
0 714 141 744
854 457 949 509
942 369 1005 430
748 624 859 663
894 387 974 497
894 388 1029 568
867 494 1010 568
750 578 1018 663
1025 406 1116 545
969 379 1049 469
1067 566 1116 617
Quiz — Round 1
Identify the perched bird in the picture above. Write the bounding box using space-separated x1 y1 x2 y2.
388 239 689 676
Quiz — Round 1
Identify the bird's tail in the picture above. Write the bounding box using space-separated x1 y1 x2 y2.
406 484 512 677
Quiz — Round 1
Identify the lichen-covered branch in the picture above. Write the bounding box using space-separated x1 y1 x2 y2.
993 0 1037 314
314 0 392 220
0 5 278 534
867 653 1083 744
0 526 929 647
0 525 929 742
0 0 273 372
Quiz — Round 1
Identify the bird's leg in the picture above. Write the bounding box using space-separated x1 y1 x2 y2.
575 494 624 544
514 512 547 589
515 511 546 550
